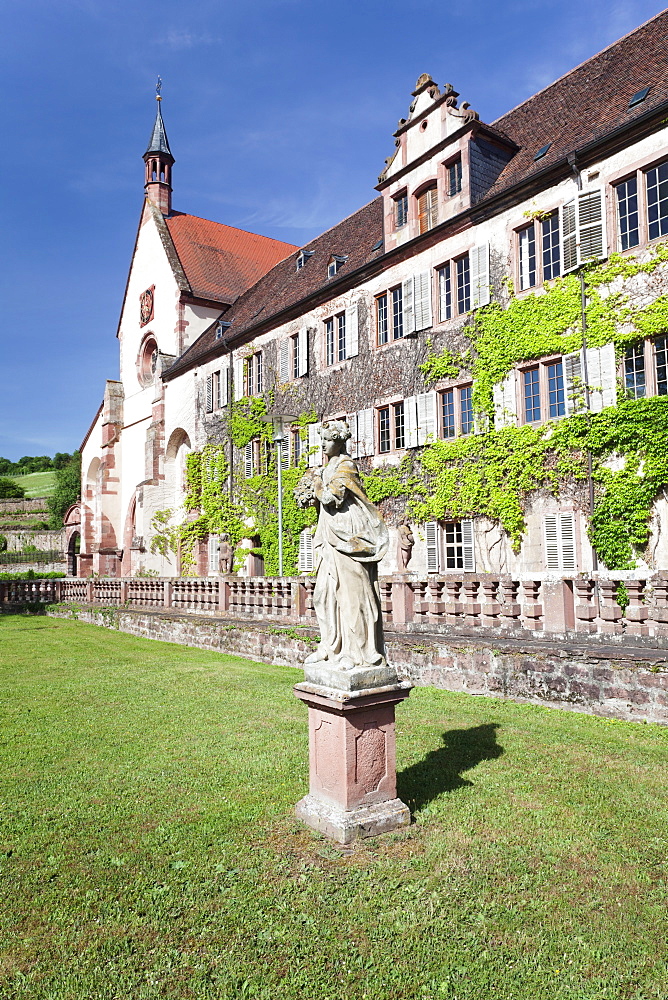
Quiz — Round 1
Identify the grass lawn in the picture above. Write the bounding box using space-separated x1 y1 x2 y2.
7 472 56 499
1 615 667 1000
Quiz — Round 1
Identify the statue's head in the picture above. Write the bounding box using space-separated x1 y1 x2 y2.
320 420 351 454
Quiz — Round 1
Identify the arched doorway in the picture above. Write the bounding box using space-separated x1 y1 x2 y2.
67 531 80 576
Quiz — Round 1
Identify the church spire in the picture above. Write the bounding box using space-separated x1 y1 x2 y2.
143 78 174 215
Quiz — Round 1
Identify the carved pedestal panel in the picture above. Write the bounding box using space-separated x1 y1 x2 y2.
293 681 411 844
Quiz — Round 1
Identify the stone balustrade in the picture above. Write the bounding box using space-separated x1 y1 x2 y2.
3 573 668 646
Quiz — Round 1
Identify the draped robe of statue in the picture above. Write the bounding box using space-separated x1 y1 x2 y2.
307 453 389 670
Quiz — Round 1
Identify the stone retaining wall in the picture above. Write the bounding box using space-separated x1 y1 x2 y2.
44 604 668 726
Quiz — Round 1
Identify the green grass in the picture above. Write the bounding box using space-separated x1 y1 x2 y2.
1 615 667 1000
7 471 56 499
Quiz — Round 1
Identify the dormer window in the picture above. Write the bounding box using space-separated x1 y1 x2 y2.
417 185 438 234
215 320 231 340
296 250 314 271
327 255 347 278
447 158 462 196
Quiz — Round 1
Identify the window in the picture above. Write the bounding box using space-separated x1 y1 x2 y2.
646 161 668 241
280 328 308 381
518 224 536 290
244 438 269 478
296 250 313 271
542 213 561 280
547 361 565 418
544 513 576 571
616 176 639 250
206 368 228 412
523 368 541 422
291 428 302 466
325 313 347 365
376 293 388 345
327 254 347 278
439 385 474 438
447 158 462 196
417 185 438 234
437 263 452 321
392 287 403 340
245 352 263 396
520 359 566 424
456 256 470 313
656 336 668 395
424 519 475 572
394 192 408 228
376 401 406 453
625 343 646 398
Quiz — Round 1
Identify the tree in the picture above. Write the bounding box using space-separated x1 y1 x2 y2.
0 477 26 499
47 452 81 528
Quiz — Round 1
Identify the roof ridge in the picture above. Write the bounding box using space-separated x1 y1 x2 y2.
166 211 298 248
492 8 668 126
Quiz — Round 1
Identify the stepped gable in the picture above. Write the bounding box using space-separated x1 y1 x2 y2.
486 9 668 197
164 213 297 304
164 197 383 377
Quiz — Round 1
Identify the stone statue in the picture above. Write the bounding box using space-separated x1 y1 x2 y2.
218 535 234 575
397 519 414 572
295 420 395 690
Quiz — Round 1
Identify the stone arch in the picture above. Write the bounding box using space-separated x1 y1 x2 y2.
165 428 191 511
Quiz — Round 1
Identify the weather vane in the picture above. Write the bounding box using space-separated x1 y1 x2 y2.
156 76 162 102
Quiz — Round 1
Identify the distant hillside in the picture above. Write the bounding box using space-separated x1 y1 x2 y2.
8 471 57 499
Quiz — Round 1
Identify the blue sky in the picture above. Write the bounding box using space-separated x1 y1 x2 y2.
0 0 665 461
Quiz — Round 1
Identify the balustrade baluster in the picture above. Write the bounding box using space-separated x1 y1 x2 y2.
622 579 648 636
596 579 623 635
480 579 501 628
648 577 668 638
521 581 543 631
444 579 463 626
427 578 445 620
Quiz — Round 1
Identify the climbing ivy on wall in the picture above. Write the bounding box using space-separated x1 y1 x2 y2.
149 240 668 574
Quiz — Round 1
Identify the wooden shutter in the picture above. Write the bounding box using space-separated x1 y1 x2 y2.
562 201 578 273
298 528 314 573
578 190 605 264
562 191 605 272
307 423 321 467
234 357 245 400
416 391 438 445
219 363 229 406
346 412 359 458
280 439 289 470
279 340 290 382
461 519 475 571
244 442 254 478
413 271 432 331
357 408 374 457
493 372 517 428
418 188 438 233
298 327 308 376
345 303 359 358
585 344 617 412
206 374 213 413
544 513 576 571
402 277 415 335
470 244 490 308
405 396 418 448
425 521 440 573
563 351 583 414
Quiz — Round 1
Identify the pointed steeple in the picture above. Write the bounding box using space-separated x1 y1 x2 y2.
143 78 174 215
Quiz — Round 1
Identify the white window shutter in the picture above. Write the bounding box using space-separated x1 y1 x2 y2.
493 372 517 429
470 244 490 309
357 408 374 457
413 271 432 332
219 365 229 406
298 528 314 573
416 391 438 445
206 374 213 413
234 357 245 400
346 412 359 459
563 351 584 415
402 277 415 334
208 534 220 573
280 439 289 470
405 396 418 448
244 442 254 478
578 189 605 264
279 340 290 382
425 521 440 573
585 344 617 412
544 515 560 569
307 423 321 467
345 303 359 358
298 327 308 376
559 513 576 571
461 519 475 571
562 201 578 273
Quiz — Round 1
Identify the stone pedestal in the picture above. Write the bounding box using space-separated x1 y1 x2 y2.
293 679 412 844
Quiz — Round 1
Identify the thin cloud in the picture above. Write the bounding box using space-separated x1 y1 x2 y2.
155 29 220 51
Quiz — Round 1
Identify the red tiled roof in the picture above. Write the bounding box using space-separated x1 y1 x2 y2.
164 213 297 304
486 9 668 196
165 198 384 378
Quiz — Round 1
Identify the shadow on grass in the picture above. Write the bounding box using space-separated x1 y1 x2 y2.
397 723 503 815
